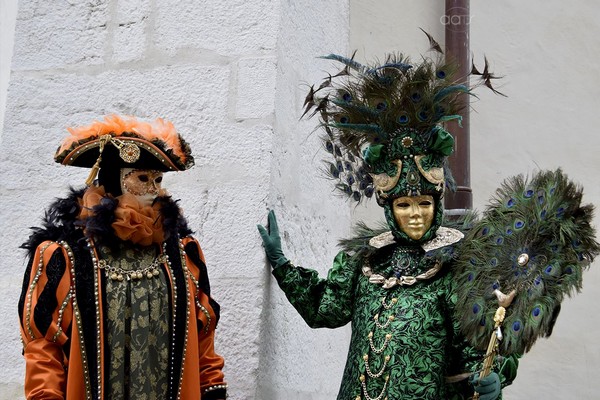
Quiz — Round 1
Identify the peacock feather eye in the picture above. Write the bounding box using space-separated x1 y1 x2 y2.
506 228 513 235
537 193 545 205
544 265 554 275
467 272 474 281
507 198 516 207
540 209 547 219
489 258 498 267
556 207 565 217
376 101 387 111
334 145 343 157
330 164 340 178
417 110 429 121
512 321 522 332
472 303 481 314
411 92 422 102
347 175 355 185
336 161 344 173
339 116 350 124
564 266 574 275
352 191 361 201
342 92 352 102
496 236 504 245
436 69 447 79
479 317 486 326
492 282 500 290
481 227 490 236
364 186 374 198
398 113 409 124
534 275 542 285
532 307 541 317
325 140 334 153
524 189 534 198
344 161 353 171
514 220 525 229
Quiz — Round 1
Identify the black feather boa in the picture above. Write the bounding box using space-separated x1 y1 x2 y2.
21 186 193 253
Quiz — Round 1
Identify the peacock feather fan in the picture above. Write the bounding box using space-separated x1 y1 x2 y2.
453 169 599 355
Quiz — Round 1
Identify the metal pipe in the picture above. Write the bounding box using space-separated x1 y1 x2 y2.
444 0 472 211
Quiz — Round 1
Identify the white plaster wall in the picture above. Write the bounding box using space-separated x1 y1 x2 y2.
350 0 600 399
0 0 281 399
0 0 19 138
256 1 357 398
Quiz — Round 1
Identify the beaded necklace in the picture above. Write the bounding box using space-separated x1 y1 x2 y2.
358 295 400 400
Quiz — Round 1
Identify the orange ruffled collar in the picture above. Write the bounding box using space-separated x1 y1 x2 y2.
79 185 164 246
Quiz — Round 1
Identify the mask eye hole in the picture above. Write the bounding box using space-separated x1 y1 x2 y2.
138 175 149 183
396 202 410 208
155 176 163 184
419 200 432 206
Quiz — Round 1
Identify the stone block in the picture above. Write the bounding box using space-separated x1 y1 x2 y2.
235 57 276 120
155 0 279 55
13 0 108 70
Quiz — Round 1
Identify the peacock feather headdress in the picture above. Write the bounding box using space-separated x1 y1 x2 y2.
302 31 498 206
454 169 600 355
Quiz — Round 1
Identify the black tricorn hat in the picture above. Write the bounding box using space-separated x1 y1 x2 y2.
54 115 194 185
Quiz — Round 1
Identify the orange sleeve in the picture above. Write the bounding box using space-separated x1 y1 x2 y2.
19 241 74 400
182 237 227 399
23 339 67 400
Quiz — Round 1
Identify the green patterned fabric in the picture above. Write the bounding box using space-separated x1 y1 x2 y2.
273 241 517 400
102 244 170 400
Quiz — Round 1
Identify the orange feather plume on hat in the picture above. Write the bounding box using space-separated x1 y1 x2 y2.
60 115 188 162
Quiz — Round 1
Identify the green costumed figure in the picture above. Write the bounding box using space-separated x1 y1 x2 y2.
258 39 520 400
259 31 600 398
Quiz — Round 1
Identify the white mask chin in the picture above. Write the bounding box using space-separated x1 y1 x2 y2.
120 168 165 207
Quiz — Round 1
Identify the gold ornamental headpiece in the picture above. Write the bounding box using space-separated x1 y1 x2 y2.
54 115 194 185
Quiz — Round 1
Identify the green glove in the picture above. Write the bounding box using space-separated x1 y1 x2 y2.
257 210 289 269
471 372 501 400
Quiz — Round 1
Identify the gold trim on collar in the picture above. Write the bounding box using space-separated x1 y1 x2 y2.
368 226 464 252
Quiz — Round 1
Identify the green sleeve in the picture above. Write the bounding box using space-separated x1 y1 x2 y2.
271 251 358 329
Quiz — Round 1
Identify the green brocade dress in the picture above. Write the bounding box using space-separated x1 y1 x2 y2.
272 233 518 400
101 244 171 400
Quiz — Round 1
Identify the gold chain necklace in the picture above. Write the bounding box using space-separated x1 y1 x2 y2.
98 253 167 281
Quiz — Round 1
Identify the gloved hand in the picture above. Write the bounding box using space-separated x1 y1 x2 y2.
257 210 289 269
471 371 501 400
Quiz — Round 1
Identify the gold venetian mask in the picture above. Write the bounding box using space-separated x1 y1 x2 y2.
392 195 435 240
120 168 166 206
